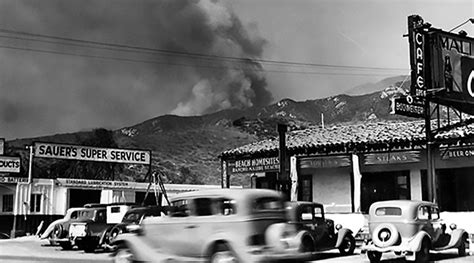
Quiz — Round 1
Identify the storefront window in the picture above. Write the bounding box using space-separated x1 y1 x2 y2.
30 194 41 213
2 194 13 212
298 175 312 201
361 171 410 213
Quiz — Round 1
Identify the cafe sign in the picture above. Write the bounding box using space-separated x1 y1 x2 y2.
227 157 279 174
364 151 421 165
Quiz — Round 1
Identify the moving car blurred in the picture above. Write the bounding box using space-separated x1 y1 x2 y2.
112 189 313 262
286 201 356 255
362 200 469 262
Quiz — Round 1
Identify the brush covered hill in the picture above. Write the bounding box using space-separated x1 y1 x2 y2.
6 76 413 186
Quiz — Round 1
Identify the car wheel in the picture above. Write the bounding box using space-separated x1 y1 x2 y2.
458 235 469 257
300 235 315 252
372 223 399 247
415 239 430 263
367 251 382 263
59 241 72 250
210 244 238 263
109 228 121 243
114 246 135 263
338 234 356 255
53 225 64 239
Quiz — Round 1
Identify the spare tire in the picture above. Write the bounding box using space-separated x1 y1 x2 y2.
53 224 64 239
372 223 399 248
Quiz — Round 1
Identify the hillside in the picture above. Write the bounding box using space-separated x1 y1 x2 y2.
5 76 412 186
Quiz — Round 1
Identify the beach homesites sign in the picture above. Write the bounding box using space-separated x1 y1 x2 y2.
34 142 151 165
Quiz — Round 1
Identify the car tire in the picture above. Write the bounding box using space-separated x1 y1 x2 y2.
114 245 135 263
338 234 356 255
415 238 430 263
367 251 382 263
372 223 399 247
210 243 238 263
53 225 64 239
59 241 72 250
458 235 468 257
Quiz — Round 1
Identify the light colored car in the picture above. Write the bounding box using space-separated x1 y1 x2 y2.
112 189 313 263
40 207 86 245
362 200 469 262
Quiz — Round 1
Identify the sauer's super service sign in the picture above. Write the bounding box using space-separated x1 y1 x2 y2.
34 142 151 165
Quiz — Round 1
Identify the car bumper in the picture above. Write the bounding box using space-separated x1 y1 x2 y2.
361 243 416 261
246 247 314 262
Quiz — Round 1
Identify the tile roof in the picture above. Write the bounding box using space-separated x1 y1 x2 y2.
221 119 474 158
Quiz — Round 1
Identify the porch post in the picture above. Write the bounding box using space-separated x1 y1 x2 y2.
352 153 362 213
290 156 298 201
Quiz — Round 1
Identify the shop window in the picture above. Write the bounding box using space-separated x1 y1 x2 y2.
2 194 13 212
30 194 41 213
298 175 313 201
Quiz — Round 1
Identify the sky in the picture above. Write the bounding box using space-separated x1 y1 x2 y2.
0 0 473 140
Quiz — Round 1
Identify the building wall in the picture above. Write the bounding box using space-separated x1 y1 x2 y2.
310 168 352 213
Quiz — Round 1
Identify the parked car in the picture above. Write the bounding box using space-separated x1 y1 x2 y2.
362 200 469 262
111 189 314 263
49 206 104 250
285 201 356 255
68 203 135 252
107 206 167 246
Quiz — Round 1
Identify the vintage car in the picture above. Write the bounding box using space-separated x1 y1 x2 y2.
67 203 135 252
40 207 86 245
111 189 314 263
285 201 356 255
107 206 167 246
49 206 106 250
362 200 469 262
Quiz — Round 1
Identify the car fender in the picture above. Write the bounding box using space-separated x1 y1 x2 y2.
98 225 115 245
335 228 353 248
40 219 67 239
202 232 241 258
111 234 168 263
447 229 468 248
408 231 431 252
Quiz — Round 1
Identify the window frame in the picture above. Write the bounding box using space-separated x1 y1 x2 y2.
2 194 14 213
30 193 42 213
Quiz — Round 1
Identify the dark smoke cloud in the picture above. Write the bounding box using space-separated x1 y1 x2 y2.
0 0 271 139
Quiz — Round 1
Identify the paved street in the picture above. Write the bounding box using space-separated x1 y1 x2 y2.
2 236 474 263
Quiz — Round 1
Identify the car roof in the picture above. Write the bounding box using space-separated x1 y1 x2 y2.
369 200 436 214
169 188 282 202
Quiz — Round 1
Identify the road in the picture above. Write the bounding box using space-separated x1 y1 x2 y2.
1 236 474 262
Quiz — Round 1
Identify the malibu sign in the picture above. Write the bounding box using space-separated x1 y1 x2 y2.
34 142 151 165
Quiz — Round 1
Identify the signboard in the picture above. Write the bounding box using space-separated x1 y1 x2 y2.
0 156 21 173
408 15 429 98
0 177 28 183
299 156 350 169
364 151 421 165
440 146 474 160
57 178 136 189
34 142 151 165
390 96 426 118
227 157 279 174
0 138 4 155
429 31 474 115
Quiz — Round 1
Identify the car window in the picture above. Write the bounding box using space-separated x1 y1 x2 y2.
253 197 284 212
314 206 324 220
300 205 313 221
170 200 190 217
375 207 402 216
70 211 78 219
96 210 106 222
194 198 213 216
418 206 429 220
77 210 94 219
123 212 141 223
215 199 236 216
431 206 440 220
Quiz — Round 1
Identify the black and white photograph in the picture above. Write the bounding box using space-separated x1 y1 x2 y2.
0 0 474 262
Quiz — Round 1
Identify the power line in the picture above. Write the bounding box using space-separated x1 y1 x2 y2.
0 27 409 72
0 44 404 77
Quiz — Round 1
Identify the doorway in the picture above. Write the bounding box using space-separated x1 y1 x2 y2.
69 189 101 208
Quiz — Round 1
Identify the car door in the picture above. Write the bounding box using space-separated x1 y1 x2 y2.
183 197 216 257
313 204 331 247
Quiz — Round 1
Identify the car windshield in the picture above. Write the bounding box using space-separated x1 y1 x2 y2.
253 197 284 212
122 212 143 223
